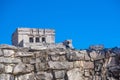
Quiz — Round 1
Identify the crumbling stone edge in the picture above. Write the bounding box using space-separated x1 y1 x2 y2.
0 44 119 80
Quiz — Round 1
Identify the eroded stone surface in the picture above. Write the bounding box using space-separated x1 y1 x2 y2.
66 51 84 61
0 44 119 80
36 72 53 80
15 73 34 80
67 68 84 80
5 65 13 73
13 63 33 75
48 61 73 70
0 57 21 63
3 49 15 57
54 70 65 79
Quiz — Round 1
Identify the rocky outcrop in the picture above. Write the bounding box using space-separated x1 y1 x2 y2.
0 44 119 80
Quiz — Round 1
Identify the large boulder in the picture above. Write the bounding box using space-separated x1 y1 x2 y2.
54 70 65 79
35 62 48 71
67 68 84 80
73 61 84 68
35 72 53 80
66 51 84 61
3 49 15 57
80 50 90 60
5 65 13 73
48 61 73 70
15 51 34 57
83 61 94 69
89 50 98 60
0 57 21 64
13 63 34 75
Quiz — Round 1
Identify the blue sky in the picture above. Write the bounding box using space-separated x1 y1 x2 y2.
0 0 120 49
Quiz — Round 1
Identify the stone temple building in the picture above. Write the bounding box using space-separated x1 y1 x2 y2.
12 28 55 47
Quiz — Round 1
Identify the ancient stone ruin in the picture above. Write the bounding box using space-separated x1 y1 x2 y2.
0 28 119 80
12 28 55 47
12 28 73 49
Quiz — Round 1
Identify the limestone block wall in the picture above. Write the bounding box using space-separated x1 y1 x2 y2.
0 44 119 80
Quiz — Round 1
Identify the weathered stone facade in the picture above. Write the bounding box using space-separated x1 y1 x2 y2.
0 44 119 80
12 28 55 47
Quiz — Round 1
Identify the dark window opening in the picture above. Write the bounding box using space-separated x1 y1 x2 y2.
36 37 40 42
42 37 46 42
29 37 34 43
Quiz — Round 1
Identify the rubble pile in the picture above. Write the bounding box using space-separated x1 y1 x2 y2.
0 44 119 80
